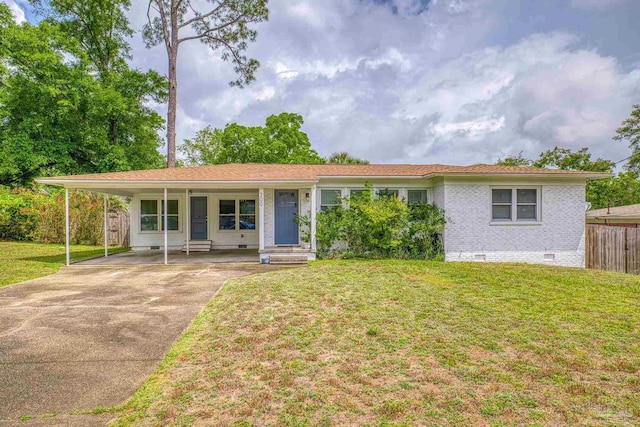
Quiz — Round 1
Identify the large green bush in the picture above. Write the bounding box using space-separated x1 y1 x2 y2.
297 187 446 259
0 186 126 245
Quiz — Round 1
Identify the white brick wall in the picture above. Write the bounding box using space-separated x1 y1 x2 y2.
264 189 274 247
430 180 445 209
443 182 586 267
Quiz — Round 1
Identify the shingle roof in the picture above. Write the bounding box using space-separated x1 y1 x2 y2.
37 163 610 183
586 204 640 219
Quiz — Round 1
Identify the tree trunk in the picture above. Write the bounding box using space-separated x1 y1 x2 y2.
166 47 178 168
166 0 179 168
109 117 118 146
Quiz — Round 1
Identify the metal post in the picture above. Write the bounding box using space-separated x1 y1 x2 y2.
258 188 265 251
310 185 317 251
164 188 168 265
185 188 190 256
104 195 108 257
65 188 70 266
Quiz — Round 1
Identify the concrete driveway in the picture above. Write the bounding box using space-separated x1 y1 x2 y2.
0 264 283 426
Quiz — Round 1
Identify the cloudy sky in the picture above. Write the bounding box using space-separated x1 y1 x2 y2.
6 0 640 165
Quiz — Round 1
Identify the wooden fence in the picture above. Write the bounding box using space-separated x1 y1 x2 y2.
108 211 130 247
586 224 640 274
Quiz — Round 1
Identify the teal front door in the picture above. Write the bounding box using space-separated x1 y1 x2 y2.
274 190 298 245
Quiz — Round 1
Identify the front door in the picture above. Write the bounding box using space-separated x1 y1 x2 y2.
275 190 299 245
190 196 208 240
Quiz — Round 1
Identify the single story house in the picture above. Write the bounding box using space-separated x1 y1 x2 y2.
586 204 640 227
37 163 608 267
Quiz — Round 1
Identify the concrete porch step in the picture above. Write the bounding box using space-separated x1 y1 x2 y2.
268 254 309 265
260 246 312 254
182 240 212 252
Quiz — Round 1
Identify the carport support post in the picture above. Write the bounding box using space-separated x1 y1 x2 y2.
103 195 108 257
164 188 168 265
310 185 317 252
185 188 189 256
65 188 70 266
258 188 265 251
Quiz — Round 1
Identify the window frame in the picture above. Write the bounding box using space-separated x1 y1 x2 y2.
139 198 181 233
490 186 541 224
407 189 428 205
218 198 258 232
320 189 342 212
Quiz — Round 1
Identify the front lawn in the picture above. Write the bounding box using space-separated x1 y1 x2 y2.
0 240 129 287
113 261 639 426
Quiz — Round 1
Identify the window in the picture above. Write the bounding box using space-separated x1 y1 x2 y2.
407 190 427 205
162 200 179 231
140 199 179 231
239 200 256 230
491 188 539 222
140 200 158 231
219 200 236 230
219 199 257 230
517 189 537 221
491 189 512 221
320 190 341 211
377 188 399 199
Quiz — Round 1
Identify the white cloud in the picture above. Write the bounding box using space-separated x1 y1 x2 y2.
5 0 26 23
123 0 640 165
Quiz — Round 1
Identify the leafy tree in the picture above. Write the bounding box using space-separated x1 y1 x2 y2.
497 147 614 172
30 0 133 77
180 113 325 165
326 151 369 164
0 2 166 186
587 171 640 210
532 147 615 172
495 152 532 167
143 0 269 168
614 104 640 171
496 146 640 209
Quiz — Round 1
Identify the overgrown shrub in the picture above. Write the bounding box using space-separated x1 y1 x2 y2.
297 186 447 259
0 186 126 245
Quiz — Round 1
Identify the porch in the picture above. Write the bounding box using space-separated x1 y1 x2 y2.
54 184 318 266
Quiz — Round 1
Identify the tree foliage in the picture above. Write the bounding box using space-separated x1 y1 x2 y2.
498 147 614 172
143 0 269 167
0 185 122 244
496 146 640 209
180 113 325 165
326 151 369 164
614 104 640 171
0 2 167 186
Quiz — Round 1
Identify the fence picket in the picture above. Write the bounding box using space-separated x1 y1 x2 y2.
586 224 639 274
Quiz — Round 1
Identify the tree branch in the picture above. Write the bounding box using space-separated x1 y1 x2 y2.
177 13 248 45
148 0 172 52
178 0 227 29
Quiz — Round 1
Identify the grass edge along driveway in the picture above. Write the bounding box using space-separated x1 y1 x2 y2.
0 240 129 287
110 260 640 426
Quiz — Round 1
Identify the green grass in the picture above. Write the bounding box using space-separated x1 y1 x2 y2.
0 240 129 287
111 260 640 426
